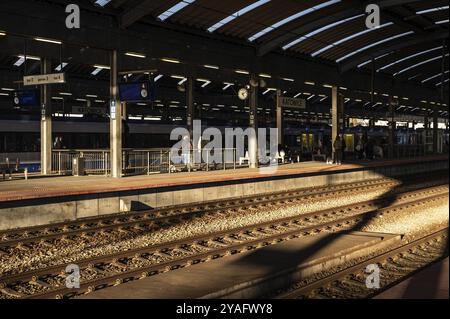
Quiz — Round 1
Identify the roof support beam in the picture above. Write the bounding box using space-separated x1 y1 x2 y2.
120 0 157 28
257 0 425 56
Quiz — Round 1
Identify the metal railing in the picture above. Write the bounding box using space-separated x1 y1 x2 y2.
52 150 110 175
51 148 239 176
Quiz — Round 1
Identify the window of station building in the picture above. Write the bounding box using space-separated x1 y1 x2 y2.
343 134 354 152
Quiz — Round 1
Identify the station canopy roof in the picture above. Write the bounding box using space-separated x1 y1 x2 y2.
103 0 449 87
0 0 448 114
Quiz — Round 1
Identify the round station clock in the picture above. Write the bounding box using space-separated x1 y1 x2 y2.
238 88 249 100
140 84 148 99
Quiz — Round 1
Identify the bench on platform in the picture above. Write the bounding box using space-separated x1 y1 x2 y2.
0 159 28 180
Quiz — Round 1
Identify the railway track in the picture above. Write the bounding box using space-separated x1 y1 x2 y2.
0 185 447 299
0 174 446 252
276 227 449 299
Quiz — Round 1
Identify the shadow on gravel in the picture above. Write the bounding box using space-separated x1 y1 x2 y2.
227 167 449 299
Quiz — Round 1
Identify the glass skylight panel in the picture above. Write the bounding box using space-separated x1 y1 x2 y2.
436 78 449 86
208 0 270 33
394 54 449 76
416 6 449 15
422 70 449 83
158 0 196 21
283 14 363 50
311 22 393 57
336 31 414 63
55 62 68 71
95 0 111 7
248 0 341 42
357 52 393 68
377 46 443 72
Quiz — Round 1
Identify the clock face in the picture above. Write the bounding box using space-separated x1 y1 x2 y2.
238 88 248 100
14 97 20 105
140 88 148 98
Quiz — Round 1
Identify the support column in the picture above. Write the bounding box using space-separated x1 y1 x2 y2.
186 76 194 141
388 102 395 158
276 89 283 146
433 109 438 154
40 58 52 175
424 115 430 155
110 50 122 178
331 86 340 151
249 74 258 168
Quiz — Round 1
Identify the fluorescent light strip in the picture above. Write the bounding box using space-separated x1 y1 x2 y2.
204 64 219 69
161 58 181 64
336 31 414 63
281 77 294 82
416 6 449 15
377 46 443 72
158 1 196 21
283 14 363 50
208 0 270 33
154 74 163 82
0 31 6 36
93 64 110 70
436 19 449 24
312 22 393 57
223 82 234 90
1 87 14 91
249 0 341 42
34 37 62 45
394 54 449 76
125 52 146 59
422 71 449 83
235 69 249 75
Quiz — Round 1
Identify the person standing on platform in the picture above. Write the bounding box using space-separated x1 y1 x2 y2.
333 135 343 165
341 135 346 161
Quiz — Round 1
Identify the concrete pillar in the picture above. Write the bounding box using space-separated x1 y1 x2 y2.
331 86 340 148
388 102 395 158
424 115 429 155
433 109 438 154
276 89 283 146
249 74 258 168
110 50 122 178
186 76 194 141
40 58 52 175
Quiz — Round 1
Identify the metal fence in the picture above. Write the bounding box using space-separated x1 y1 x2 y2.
51 148 239 176
52 150 110 175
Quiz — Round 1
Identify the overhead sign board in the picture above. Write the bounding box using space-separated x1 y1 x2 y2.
72 106 105 115
277 96 306 109
23 73 66 86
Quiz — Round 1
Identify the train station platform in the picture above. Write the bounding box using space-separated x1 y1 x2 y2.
374 257 449 299
79 231 401 299
0 155 448 230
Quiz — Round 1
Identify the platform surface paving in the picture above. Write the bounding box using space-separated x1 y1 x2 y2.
0 156 446 203
80 231 399 299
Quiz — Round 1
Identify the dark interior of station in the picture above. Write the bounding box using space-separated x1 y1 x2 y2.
0 0 448 306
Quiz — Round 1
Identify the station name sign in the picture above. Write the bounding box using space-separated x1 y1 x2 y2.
23 73 66 86
72 106 105 115
277 96 306 109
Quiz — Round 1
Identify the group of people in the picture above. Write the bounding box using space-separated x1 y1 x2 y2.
321 135 384 165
